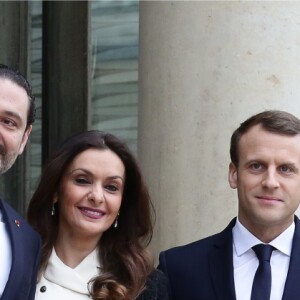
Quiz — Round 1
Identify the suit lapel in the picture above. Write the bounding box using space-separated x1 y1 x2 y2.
282 216 300 300
209 218 237 300
0 199 17 260
0 199 20 298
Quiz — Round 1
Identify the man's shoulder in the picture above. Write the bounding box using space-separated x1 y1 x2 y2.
0 198 26 221
160 217 236 258
161 231 222 257
0 198 40 240
158 231 227 279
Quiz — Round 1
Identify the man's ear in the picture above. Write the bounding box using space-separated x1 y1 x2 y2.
18 125 32 155
228 162 238 189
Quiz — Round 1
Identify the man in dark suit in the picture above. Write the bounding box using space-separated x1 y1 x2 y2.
0 64 41 300
159 110 300 300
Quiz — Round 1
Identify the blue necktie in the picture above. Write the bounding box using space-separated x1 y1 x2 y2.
251 244 274 300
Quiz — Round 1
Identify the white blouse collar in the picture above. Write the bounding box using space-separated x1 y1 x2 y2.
44 248 100 295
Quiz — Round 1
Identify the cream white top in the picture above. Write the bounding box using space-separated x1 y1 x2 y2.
233 218 293 300
35 248 100 300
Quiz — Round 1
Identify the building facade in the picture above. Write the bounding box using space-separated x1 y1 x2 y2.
2 1 300 260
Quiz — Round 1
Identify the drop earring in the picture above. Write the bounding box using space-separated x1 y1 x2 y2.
114 212 120 228
51 204 55 216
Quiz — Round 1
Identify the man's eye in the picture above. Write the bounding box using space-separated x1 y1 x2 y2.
2 119 16 127
280 166 292 173
250 163 262 170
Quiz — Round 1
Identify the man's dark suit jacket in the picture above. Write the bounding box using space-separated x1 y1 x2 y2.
0 199 41 300
158 216 300 300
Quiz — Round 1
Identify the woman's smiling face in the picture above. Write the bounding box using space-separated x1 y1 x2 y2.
55 148 125 242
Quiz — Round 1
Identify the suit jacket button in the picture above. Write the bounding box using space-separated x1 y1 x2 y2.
40 286 47 293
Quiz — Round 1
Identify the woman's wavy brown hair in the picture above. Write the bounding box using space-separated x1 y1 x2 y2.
27 130 154 299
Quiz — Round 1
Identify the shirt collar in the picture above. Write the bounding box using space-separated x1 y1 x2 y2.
44 248 100 294
233 217 294 257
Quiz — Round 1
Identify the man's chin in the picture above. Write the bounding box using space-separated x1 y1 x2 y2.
0 166 10 176
0 159 17 175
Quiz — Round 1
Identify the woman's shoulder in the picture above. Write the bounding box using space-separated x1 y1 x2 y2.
137 269 171 300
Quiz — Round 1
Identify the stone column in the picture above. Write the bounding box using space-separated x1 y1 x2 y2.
42 1 91 161
138 1 300 260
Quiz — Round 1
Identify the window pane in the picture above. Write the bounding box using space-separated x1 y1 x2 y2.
30 1 42 196
91 0 139 153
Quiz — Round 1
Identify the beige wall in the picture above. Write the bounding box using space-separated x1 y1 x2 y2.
138 1 300 262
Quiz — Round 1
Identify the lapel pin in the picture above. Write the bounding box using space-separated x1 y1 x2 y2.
14 219 20 227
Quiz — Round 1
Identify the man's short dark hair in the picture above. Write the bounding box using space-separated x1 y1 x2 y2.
230 110 300 167
0 64 35 127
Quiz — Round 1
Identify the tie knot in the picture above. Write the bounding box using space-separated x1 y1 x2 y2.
252 244 274 262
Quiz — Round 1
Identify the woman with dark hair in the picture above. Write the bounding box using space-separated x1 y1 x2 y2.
27 130 170 300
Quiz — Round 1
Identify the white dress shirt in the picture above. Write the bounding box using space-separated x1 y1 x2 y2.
36 248 100 300
232 218 293 300
0 210 12 297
